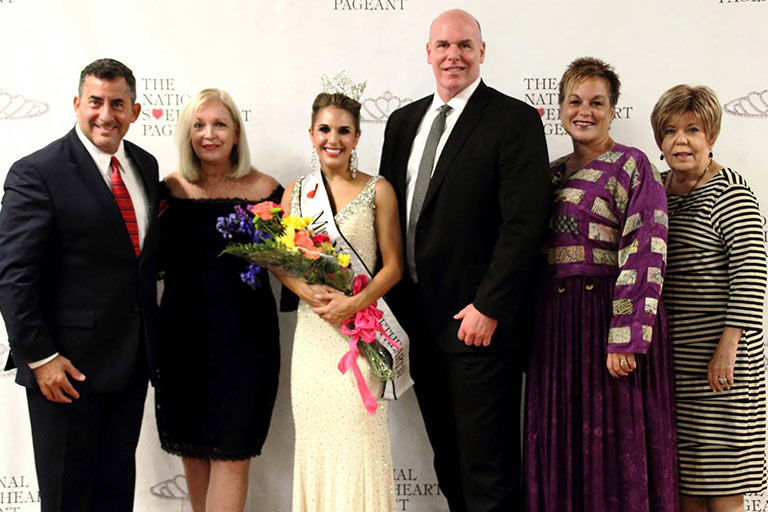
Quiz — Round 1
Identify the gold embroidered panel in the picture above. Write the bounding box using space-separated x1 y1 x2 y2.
622 213 643 236
613 298 634 315
604 177 629 213
588 222 619 243
616 269 637 286
618 239 638 267
596 151 624 164
556 187 586 205
608 326 631 344
548 245 586 264
593 248 618 265
591 197 618 224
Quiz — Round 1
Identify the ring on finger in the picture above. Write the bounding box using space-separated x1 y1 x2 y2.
619 359 629 368
718 377 727 385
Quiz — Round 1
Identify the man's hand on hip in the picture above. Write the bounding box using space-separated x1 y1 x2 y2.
454 303 498 347
32 355 86 403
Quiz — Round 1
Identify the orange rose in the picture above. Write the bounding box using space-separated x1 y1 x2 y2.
294 230 322 260
250 201 281 220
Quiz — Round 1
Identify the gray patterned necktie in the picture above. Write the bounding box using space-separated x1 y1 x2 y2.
406 104 452 282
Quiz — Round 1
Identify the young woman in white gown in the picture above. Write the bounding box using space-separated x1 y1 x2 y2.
277 92 403 512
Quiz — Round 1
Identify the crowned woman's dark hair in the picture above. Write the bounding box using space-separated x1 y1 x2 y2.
311 93 362 132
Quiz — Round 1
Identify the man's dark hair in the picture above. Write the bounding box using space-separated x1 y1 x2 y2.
78 58 137 103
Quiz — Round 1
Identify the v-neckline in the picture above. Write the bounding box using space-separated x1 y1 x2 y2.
320 175 376 220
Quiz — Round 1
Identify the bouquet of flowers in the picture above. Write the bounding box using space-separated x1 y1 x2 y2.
216 201 397 392
216 201 353 293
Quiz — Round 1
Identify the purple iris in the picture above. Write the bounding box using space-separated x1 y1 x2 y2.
240 264 262 290
216 207 255 241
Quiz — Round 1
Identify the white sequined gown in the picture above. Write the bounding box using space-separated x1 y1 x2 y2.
290 175 395 512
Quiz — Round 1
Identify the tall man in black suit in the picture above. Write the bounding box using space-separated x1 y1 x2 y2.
0 59 160 512
379 10 550 511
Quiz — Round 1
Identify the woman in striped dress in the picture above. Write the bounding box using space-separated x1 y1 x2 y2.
652 84 768 512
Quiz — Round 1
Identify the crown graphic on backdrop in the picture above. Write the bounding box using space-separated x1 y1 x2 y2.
361 90 413 124
151 474 189 501
0 90 49 120
724 89 768 118
321 71 367 101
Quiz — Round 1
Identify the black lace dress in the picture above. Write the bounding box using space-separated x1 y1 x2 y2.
155 186 282 460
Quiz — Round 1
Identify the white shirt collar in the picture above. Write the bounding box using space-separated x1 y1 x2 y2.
429 76 482 113
75 123 128 175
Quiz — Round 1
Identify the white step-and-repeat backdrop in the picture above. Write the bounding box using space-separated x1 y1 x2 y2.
1 0 768 510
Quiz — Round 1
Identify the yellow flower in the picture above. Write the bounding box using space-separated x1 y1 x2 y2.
282 215 312 231
337 254 350 267
276 227 296 249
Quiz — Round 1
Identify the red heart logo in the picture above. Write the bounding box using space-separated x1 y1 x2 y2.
152 109 163 120
537 108 545 117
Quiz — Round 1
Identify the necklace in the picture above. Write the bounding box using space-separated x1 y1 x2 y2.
666 159 711 196
667 160 713 217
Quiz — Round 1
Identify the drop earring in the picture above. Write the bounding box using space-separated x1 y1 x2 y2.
349 149 359 179
311 149 318 172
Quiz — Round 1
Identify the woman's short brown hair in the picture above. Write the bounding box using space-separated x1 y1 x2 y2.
650 84 722 147
558 57 621 107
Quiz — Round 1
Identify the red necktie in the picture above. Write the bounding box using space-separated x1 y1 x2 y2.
110 156 140 257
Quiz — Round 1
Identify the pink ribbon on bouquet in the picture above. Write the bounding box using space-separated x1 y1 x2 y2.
338 275 402 415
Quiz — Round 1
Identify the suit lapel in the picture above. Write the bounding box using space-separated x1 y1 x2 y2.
390 96 431 224
422 81 490 211
66 129 128 229
65 129 140 257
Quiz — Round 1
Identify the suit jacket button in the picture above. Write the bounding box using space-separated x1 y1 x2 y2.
132 305 141 313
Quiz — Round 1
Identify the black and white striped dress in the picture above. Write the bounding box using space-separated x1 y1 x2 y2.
664 167 767 496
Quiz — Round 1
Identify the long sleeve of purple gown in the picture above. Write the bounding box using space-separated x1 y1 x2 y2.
606 154 668 355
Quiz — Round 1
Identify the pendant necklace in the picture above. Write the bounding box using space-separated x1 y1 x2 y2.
666 159 712 217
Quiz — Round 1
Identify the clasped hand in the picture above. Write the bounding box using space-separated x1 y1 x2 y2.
309 285 360 326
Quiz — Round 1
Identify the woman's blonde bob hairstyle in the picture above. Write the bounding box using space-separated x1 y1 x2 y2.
175 88 253 181
650 84 722 148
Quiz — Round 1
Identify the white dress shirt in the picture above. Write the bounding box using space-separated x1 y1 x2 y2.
404 77 482 225
29 127 150 370
75 124 150 249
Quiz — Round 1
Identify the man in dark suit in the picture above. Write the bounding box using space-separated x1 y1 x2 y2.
379 10 550 512
0 58 160 512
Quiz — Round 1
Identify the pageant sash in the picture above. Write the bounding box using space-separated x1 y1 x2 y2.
298 169 413 401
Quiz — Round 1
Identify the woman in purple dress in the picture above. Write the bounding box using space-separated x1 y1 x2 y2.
524 57 679 511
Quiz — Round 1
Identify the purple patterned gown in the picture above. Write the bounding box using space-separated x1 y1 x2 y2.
524 144 679 511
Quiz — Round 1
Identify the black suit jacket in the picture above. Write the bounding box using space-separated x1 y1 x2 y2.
0 128 160 392
379 81 550 353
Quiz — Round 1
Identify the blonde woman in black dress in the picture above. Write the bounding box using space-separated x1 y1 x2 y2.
157 88 282 512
